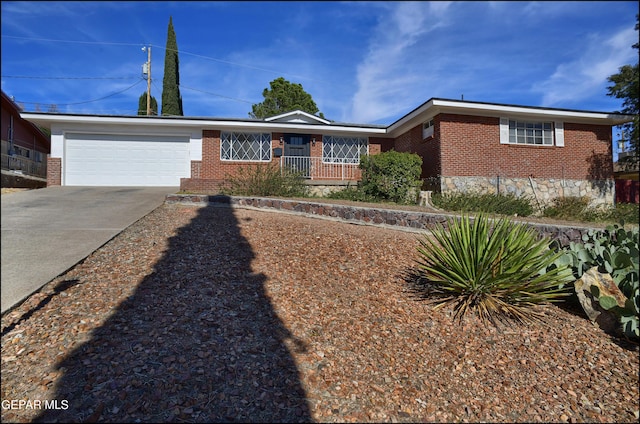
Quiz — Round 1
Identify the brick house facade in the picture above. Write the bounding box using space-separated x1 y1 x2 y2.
21 98 633 206
1 91 50 180
387 99 623 206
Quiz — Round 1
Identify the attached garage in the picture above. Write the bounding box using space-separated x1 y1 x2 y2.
64 133 190 186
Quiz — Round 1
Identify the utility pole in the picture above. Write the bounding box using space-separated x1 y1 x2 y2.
142 46 152 116
146 46 151 116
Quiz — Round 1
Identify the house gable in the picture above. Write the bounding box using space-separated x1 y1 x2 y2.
264 110 331 125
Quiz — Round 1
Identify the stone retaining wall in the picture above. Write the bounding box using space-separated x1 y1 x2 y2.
165 194 600 246
441 176 615 208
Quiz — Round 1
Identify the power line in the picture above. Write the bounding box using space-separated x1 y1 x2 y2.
2 34 336 113
149 44 335 86
15 79 144 107
1 34 143 47
1 34 335 86
178 84 255 105
3 75 138 80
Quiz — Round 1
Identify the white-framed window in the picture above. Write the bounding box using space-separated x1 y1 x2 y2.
499 118 564 147
422 119 434 139
221 131 272 161
509 120 553 145
322 136 368 164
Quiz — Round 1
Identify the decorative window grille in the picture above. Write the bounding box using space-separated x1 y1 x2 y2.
221 132 272 161
322 136 368 164
508 120 553 145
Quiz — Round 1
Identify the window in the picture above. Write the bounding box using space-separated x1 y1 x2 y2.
500 118 563 146
508 120 553 145
13 146 30 158
422 119 434 139
322 136 368 164
221 131 272 161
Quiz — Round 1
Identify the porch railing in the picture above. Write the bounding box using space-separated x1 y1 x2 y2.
1 154 47 178
280 156 361 180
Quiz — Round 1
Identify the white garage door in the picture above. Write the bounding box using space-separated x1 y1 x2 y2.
65 133 190 186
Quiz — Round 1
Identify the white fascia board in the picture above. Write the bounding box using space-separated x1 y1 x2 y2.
387 99 435 134
20 113 386 136
209 121 386 135
264 110 331 125
385 99 634 137
429 99 633 124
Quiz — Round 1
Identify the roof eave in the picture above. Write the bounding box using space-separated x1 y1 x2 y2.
386 98 635 137
19 112 387 135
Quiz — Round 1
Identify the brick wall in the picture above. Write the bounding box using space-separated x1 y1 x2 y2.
46 156 61 186
181 130 388 192
199 129 279 181
437 114 612 180
368 137 391 154
390 113 615 205
393 122 441 179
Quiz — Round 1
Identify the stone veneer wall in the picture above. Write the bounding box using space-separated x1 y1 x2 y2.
165 194 603 246
440 176 615 209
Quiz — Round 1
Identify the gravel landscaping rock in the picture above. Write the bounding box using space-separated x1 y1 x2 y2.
2 203 638 423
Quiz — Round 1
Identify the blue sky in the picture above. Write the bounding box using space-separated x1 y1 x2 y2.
1 1 638 126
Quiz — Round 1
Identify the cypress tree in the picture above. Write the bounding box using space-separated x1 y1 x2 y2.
137 92 158 116
161 16 183 116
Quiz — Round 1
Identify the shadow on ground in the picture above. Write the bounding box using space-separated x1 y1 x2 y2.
35 201 312 422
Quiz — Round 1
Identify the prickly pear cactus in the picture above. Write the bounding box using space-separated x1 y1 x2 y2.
550 224 639 340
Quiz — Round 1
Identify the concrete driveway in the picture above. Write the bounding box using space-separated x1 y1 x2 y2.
1 186 177 314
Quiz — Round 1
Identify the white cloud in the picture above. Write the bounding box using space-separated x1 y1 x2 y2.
532 26 637 107
348 2 453 123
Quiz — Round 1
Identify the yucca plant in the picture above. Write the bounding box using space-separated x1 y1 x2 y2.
413 213 573 325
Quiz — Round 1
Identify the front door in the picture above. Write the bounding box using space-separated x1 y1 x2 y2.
283 134 311 177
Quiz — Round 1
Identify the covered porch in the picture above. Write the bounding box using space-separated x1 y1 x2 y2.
279 156 361 181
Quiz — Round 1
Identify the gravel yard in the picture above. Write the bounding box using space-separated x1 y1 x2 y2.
1 203 638 423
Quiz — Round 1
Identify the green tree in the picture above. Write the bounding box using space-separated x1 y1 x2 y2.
607 14 639 168
250 77 325 119
137 92 158 116
161 16 183 116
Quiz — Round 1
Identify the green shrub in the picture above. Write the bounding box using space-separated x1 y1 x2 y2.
325 185 379 202
221 164 309 197
412 214 571 325
613 203 640 224
432 192 534 217
359 150 422 204
544 196 640 225
550 224 639 340
542 196 590 220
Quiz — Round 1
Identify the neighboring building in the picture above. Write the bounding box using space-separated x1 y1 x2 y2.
613 154 639 204
1 91 50 181
21 98 633 206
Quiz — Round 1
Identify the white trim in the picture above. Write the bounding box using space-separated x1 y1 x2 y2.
264 110 331 125
499 117 509 144
387 98 633 137
21 113 385 136
554 121 564 147
21 99 634 142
